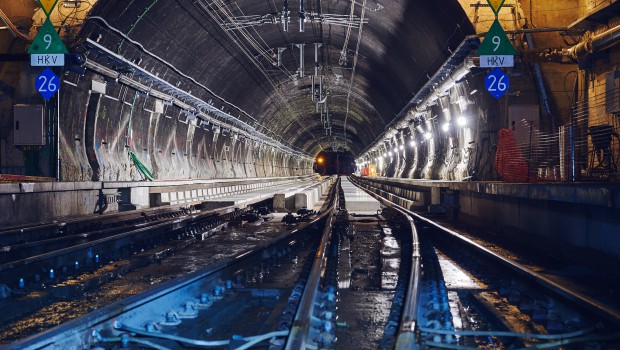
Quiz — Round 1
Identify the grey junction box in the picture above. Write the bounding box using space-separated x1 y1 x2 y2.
13 104 46 146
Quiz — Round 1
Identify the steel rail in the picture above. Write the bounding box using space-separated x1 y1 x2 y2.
0 206 186 246
347 176 422 350
285 178 340 350
6 203 335 350
0 207 228 287
351 176 620 328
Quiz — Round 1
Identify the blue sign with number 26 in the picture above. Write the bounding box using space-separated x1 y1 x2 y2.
36 67 59 101
485 67 509 100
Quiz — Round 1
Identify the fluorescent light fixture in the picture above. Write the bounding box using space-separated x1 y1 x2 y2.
410 140 416 147
457 116 467 126
393 147 398 153
424 132 433 140
399 145 404 151
442 122 450 132
388 152 393 156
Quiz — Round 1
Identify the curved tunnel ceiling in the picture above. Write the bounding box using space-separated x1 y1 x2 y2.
82 0 474 156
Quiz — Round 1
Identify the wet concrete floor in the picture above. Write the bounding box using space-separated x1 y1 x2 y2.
335 218 400 350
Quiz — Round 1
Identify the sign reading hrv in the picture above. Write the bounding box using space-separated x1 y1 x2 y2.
28 19 68 54
480 55 514 68
485 68 510 99
36 68 60 101
31 54 65 67
487 0 506 15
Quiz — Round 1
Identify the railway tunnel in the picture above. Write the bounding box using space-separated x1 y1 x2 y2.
1 0 620 348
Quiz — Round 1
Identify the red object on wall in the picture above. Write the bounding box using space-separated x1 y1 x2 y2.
495 128 529 182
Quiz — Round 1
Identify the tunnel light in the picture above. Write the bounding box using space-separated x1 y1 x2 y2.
393 147 398 153
442 122 450 132
399 145 404 151
384 153 387 158
424 132 433 140
388 152 393 157
410 140 416 147
457 116 467 127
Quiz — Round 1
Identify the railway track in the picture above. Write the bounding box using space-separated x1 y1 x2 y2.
3 178 421 350
5 176 616 349
350 176 620 349
3 180 338 349
0 204 241 296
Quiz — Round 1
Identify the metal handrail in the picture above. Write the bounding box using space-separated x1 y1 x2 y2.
285 178 340 350
348 176 422 350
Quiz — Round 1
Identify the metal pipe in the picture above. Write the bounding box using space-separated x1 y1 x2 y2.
314 43 321 76
56 89 60 181
296 43 305 78
375 59 476 154
299 0 305 32
568 22 620 60
82 39 310 159
281 0 289 32
0 8 30 41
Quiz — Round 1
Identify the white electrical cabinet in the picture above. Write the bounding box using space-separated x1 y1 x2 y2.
13 104 46 146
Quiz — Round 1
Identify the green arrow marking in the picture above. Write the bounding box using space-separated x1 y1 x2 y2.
27 18 68 54
477 19 515 56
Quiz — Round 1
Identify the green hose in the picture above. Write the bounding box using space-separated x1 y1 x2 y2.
129 151 154 181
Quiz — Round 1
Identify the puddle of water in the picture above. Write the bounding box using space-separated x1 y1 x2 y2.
380 233 400 290
437 253 483 290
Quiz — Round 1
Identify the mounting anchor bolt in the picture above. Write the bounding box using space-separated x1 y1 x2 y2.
120 333 129 347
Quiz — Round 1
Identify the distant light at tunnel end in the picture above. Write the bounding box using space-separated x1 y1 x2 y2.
457 116 467 126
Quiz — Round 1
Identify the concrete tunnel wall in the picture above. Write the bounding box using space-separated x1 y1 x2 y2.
373 74 501 181
58 77 313 182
